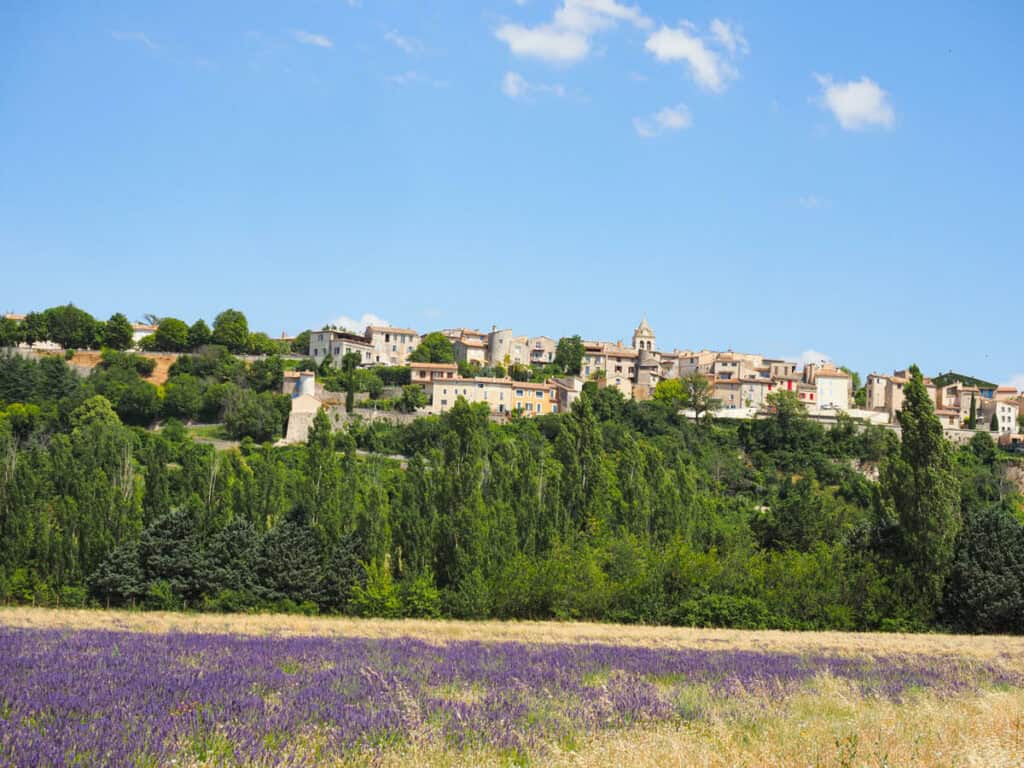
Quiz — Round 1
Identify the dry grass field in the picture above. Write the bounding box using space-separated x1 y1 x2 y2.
2 607 1023 767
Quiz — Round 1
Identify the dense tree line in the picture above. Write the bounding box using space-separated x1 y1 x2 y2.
0 304 311 356
1 355 1022 632
0 347 290 441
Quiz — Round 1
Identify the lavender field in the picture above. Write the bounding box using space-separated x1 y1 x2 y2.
0 625 1020 767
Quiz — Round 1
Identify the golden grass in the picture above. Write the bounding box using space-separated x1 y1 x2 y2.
3 606 1023 666
6 607 1024 767
354 684 1024 768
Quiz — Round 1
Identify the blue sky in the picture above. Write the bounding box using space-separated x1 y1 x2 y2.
1 1 1021 385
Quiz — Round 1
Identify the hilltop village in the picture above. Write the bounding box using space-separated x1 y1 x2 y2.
3 309 1020 450
287 319 1023 448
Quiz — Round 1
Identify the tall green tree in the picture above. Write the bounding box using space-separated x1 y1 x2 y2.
680 372 719 424
943 504 1024 633
0 317 19 348
212 309 250 353
187 319 211 350
408 332 454 363
305 409 342 539
880 364 961 613
290 330 311 355
102 313 134 351
20 312 47 345
554 335 585 375
43 304 98 349
162 374 205 420
397 384 429 413
342 351 361 413
154 317 189 352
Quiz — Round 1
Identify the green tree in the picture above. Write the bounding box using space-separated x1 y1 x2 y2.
154 317 189 352
840 367 866 407
880 364 961 613
247 331 280 356
0 317 20 347
222 388 283 442
305 409 342 539
247 355 284 393
679 372 719 424
290 330 311 355
138 507 205 608
20 312 48 345
968 394 977 429
43 304 98 349
397 384 429 413
990 412 999 432
943 504 1024 633
102 313 134 351
555 393 609 534
408 332 454 363
212 309 250 353
89 541 145 608
652 378 686 410
187 319 211 350
349 558 402 617
162 374 205 421
256 518 324 606
554 335 585 375
342 351 361 413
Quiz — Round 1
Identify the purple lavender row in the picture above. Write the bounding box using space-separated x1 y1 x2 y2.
0 628 1017 767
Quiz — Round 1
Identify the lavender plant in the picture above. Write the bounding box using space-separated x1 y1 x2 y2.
0 628 1016 766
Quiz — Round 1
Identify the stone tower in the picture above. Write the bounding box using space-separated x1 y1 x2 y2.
632 317 656 353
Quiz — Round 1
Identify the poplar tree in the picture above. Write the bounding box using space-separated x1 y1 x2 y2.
881 365 961 612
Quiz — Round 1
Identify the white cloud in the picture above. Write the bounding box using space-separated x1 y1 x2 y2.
291 30 333 48
799 349 832 366
815 75 895 131
709 19 748 55
384 30 422 55
502 71 529 98
385 70 448 87
331 313 389 332
495 0 651 63
111 31 157 50
633 103 691 137
644 24 736 92
501 71 566 99
798 195 830 209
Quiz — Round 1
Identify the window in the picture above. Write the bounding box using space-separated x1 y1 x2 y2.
536 391 543 398
441 399 447 407
385 333 391 342
516 389 524 396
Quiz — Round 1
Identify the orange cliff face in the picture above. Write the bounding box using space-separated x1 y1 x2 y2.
34 349 179 385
